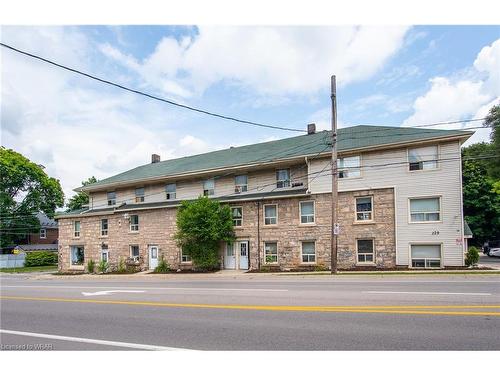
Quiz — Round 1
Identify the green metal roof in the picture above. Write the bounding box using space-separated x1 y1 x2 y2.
464 220 473 237
82 125 472 191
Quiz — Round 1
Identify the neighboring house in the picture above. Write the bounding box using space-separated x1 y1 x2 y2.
56 124 473 272
17 212 58 252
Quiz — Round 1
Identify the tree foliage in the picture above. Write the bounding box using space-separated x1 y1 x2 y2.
66 176 98 211
175 196 235 270
484 103 500 178
462 160 500 245
0 147 64 248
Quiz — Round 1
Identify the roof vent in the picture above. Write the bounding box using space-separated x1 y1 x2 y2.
307 123 316 135
151 154 161 164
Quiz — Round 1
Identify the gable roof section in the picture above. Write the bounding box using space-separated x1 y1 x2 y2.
82 125 472 191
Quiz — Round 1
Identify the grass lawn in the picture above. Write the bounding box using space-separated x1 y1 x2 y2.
0 265 58 273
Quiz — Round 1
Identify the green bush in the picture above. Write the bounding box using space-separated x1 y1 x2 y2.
117 257 126 273
154 255 170 273
87 259 95 273
97 259 108 273
465 246 480 267
24 251 58 267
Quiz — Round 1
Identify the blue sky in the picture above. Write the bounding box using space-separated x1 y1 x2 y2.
1 25 499 200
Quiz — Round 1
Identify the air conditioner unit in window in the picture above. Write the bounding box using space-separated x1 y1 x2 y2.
292 181 304 188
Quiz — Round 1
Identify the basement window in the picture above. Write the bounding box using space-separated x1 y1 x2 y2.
411 244 441 268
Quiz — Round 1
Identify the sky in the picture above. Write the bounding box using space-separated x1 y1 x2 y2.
1 25 499 202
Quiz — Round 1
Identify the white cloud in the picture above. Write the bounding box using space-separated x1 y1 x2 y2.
402 38 500 143
103 26 409 98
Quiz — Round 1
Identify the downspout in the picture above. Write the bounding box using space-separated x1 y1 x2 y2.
257 201 261 270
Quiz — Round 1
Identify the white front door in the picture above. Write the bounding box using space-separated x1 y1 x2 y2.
239 241 249 270
148 245 159 270
224 242 236 269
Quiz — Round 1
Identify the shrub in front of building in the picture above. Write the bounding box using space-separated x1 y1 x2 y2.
24 251 58 267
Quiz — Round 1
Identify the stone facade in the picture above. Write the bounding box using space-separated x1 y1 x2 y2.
58 188 395 272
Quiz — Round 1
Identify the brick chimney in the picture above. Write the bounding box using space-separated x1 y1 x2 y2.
307 123 316 135
151 154 161 163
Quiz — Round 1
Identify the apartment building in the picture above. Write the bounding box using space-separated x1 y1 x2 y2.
56 124 472 272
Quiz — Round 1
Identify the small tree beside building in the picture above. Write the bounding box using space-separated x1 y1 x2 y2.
175 196 235 271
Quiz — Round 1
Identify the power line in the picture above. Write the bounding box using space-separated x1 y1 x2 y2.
355 118 486 128
0 42 306 134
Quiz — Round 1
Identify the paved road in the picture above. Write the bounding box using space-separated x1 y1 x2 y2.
479 253 500 267
1 273 499 350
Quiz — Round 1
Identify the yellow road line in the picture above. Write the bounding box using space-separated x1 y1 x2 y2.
2 296 500 316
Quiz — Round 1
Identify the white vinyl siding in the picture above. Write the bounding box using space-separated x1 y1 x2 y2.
308 140 464 267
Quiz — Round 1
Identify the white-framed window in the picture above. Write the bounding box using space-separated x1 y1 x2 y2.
39 228 47 239
357 239 374 264
408 145 438 171
231 207 243 227
264 204 278 225
203 179 215 196
165 183 176 200
135 187 145 203
70 245 84 266
411 244 441 268
356 196 373 221
276 169 290 188
107 191 116 206
409 197 441 222
130 245 140 258
234 175 248 193
264 242 278 264
301 241 316 263
73 221 81 238
338 156 361 178
300 201 315 224
181 249 192 263
101 218 108 236
101 244 109 263
130 215 139 231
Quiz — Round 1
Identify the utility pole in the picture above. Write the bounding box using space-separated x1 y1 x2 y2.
330 75 339 274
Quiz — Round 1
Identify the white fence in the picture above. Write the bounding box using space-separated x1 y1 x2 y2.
0 253 26 268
